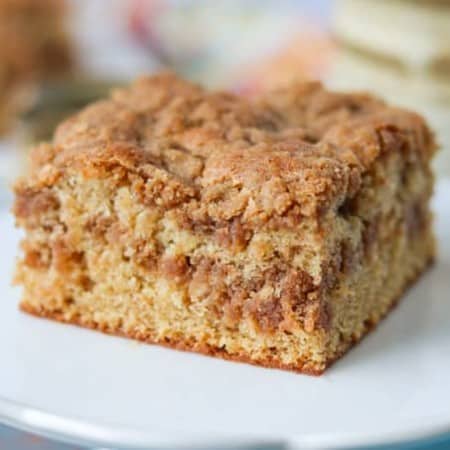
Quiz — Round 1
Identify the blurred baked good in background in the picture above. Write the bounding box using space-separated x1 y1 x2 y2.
233 31 333 95
329 0 450 175
127 0 333 91
0 0 73 135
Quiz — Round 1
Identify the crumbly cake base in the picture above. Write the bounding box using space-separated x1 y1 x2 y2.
19 224 434 375
19 262 433 375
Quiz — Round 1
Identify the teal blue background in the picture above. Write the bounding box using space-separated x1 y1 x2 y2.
1 424 450 450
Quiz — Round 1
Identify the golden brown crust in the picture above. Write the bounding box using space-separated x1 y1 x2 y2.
19 256 433 376
24 73 436 227
260 82 435 164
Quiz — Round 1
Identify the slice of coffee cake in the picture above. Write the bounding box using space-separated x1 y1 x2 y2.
14 74 436 374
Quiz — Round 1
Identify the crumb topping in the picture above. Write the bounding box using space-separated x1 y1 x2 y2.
25 73 436 224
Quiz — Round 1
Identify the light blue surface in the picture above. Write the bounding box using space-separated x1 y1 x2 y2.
1 424 450 450
0 424 83 449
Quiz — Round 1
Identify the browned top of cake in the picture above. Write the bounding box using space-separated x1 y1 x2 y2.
26 73 436 224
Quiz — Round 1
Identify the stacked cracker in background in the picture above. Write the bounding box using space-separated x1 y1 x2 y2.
330 0 450 175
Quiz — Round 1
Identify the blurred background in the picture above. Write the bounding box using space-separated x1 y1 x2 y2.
0 0 449 448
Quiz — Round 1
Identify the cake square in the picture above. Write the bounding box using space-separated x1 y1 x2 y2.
14 74 436 374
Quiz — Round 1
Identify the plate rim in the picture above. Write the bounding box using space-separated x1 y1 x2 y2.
1 395 450 450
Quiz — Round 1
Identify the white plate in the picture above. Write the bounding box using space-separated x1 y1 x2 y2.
1 181 450 450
